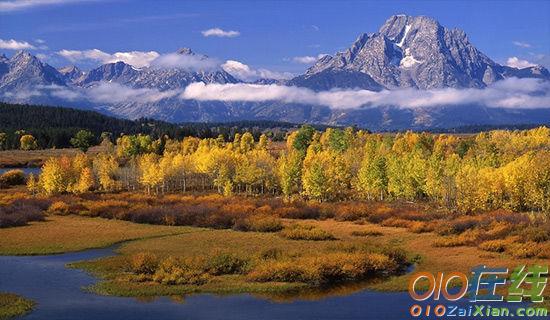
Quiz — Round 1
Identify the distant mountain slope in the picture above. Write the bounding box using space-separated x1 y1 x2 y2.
0 15 548 130
0 51 66 91
77 48 238 89
301 15 549 89
0 103 326 149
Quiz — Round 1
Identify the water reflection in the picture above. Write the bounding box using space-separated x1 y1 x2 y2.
0 245 529 320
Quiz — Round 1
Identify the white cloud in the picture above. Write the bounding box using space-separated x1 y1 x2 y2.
0 38 36 50
0 0 92 12
181 78 550 109
221 60 293 81
506 56 536 69
512 41 531 48
292 54 328 64
13 82 179 104
35 53 49 60
150 52 219 71
57 48 221 71
87 82 179 103
201 28 240 38
58 49 160 68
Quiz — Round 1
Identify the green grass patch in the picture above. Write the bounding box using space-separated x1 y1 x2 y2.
0 293 34 320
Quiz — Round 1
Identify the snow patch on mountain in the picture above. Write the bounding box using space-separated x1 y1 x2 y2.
400 48 422 68
396 24 411 47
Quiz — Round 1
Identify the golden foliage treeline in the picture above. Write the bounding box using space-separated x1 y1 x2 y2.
29 126 550 213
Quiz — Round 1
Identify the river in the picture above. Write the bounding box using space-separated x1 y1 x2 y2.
0 167 41 175
0 245 533 319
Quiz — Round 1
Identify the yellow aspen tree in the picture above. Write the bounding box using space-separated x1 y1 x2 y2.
93 153 120 191
26 173 39 195
74 167 94 194
356 152 387 201
138 153 163 195
277 149 303 198
240 132 254 153
39 158 65 195
302 152 330 201
257 133 269 150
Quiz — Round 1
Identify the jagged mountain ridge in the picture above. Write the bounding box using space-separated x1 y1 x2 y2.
0 51 66 91
77 48 238 90
302 15 548 90
0 15 549 130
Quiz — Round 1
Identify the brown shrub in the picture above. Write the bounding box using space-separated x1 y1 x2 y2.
437 216 481 235
483 221 513 240
259 248 283 260
521 224 550 243
220 203 256 216
478 239 510 252
84 200 130 218
351 230 383 237
506 242 542 258
47 201 71 215
333 203 371 221
380 218 413 228
253 205 273 216
247 260 306 283
238 215 283 232
365 206 394 223
279 224 336 241
274 205 321 220
536 243 550 258
483 209 530 226
398 210 433 222
408 221 436 233
0 199 45 228
434 228 483 247
152 257 208 286
130 252 158 275
0 169 26 187
248 252 400 285
433 236 466 247
203 253 249 275
11 197 51 210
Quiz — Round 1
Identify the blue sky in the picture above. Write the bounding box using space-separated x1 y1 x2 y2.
0 0 549 75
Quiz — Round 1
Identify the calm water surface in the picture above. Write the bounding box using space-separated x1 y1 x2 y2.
0 246 527 320
0 167 41 175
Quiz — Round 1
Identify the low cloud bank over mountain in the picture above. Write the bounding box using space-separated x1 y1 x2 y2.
1 15 550 129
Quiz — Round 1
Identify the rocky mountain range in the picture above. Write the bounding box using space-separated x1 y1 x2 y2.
302 15 548 90
0 15 549 130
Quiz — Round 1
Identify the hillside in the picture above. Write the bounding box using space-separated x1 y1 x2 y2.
0 103 330 149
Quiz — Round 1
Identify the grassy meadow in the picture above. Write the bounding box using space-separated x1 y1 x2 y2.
0 186 548 302
0 146 104 168
1 126 550 314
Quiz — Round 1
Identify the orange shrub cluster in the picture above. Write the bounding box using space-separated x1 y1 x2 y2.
248 249 405 285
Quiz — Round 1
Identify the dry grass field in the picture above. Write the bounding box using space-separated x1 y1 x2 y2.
0 215 195 255
69 216 549 300
0 185 548 302
0 146 104 168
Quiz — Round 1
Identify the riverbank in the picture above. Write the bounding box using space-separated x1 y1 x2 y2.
0 215 195 255
0 293 34 320
1 213 547 300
